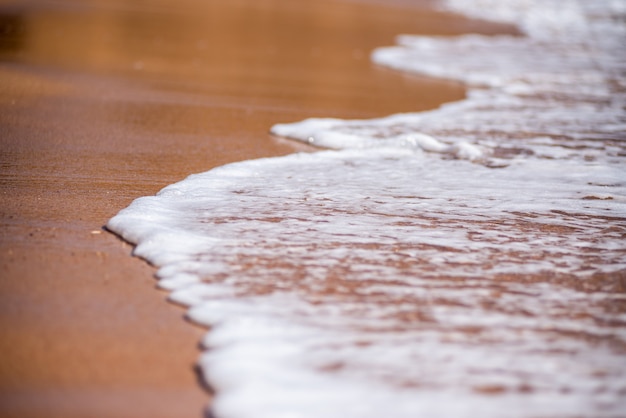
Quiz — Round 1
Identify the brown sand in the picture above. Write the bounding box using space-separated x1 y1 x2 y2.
0 0 518 416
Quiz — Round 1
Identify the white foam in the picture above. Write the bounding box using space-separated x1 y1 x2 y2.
108 0 626 417
109 150 626 417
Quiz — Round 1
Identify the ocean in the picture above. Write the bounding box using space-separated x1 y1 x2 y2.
107 0 626 417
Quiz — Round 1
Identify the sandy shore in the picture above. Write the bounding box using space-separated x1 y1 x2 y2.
0 1 517 416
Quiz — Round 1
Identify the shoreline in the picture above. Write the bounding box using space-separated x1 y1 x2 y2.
0 1 520 416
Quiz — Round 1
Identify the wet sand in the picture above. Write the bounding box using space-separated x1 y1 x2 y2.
0 0 518 416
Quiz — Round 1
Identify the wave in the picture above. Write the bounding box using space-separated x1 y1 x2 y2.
108 1 626 417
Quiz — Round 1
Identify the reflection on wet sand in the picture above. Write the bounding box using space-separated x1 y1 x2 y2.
0 0 518 117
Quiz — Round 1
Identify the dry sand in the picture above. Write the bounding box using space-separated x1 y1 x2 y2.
0 0 517 416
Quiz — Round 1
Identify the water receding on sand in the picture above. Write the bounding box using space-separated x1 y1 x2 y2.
108 0 626 417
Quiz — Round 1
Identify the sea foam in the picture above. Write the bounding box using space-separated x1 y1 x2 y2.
108 1 626 417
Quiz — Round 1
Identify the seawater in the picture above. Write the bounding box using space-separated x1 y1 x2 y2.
108 1 626 417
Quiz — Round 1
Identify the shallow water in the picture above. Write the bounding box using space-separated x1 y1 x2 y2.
108 0 626 417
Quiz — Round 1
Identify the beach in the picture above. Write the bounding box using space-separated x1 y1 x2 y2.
0 0 523 416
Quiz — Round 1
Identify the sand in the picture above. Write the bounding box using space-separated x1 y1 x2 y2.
0 0 518 416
